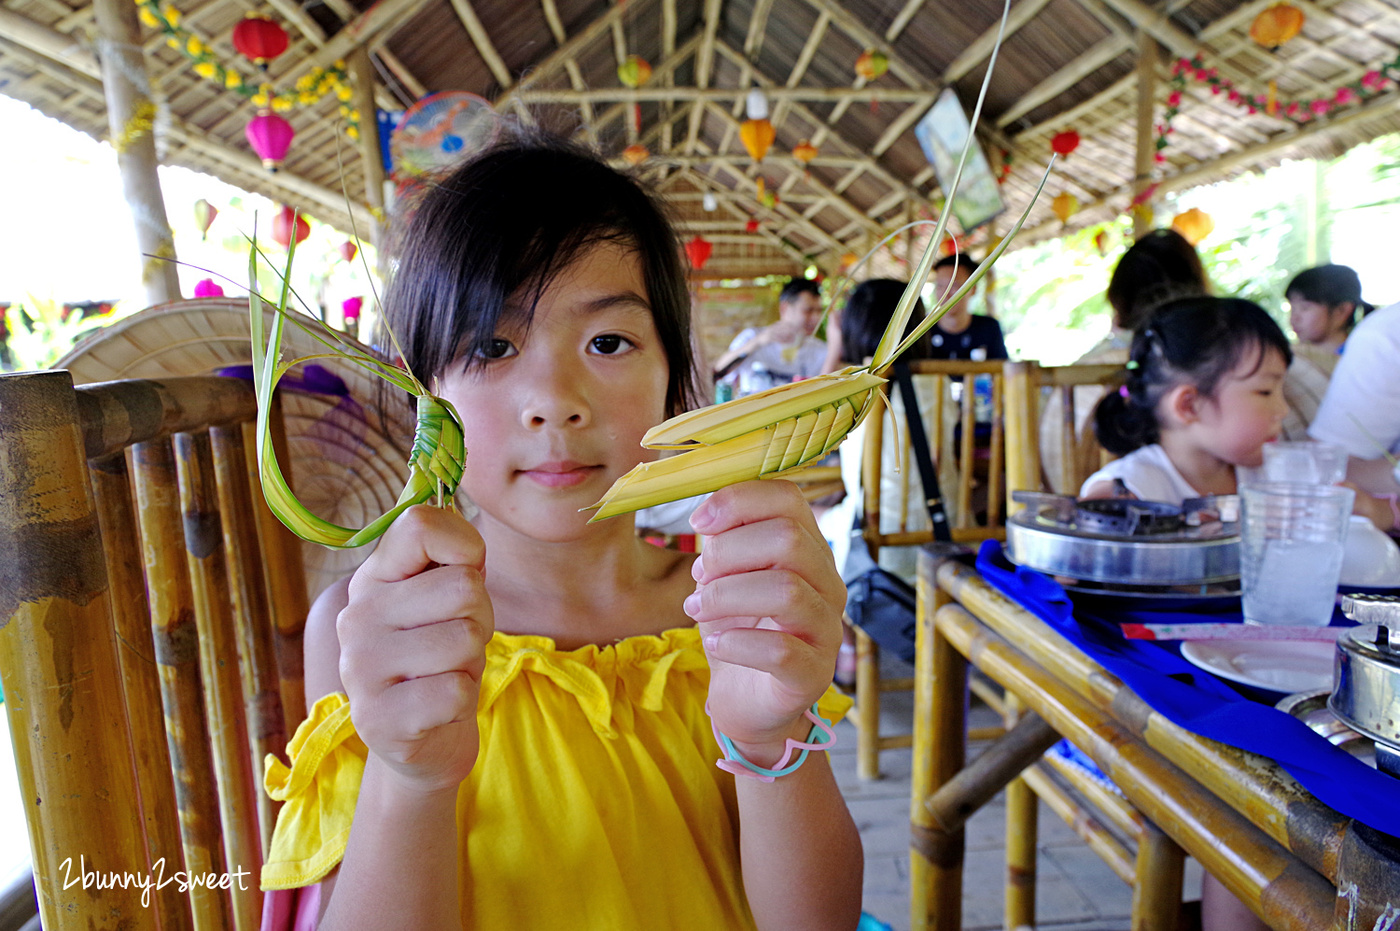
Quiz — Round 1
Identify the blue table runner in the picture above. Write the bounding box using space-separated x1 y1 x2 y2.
974 540 1399 838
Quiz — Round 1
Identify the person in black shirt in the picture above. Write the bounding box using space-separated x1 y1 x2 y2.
928 255 1008 361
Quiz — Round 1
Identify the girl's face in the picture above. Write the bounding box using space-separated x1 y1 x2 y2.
1191 345 1290 468
1288 295 1352 345
437 242 669 542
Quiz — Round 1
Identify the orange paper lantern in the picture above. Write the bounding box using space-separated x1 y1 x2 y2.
1250 4 1304 50
1051 191 1079 225
1171 207 1214 245
793 139 818 167
740 119 775 161
622 144 649 166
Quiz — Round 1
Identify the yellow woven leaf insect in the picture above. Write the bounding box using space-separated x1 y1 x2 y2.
248 229 466 547
586 0 1048 522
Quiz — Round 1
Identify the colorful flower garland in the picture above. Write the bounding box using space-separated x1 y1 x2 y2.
134 0 361 139
1154 53 1400 166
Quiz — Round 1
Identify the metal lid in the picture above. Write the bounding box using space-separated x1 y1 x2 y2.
1329 624 1400 751
1341 594 1400 628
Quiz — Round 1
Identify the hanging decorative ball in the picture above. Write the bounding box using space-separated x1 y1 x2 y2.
342 296 364 321
1051 191 1079 224
193 278 224 298
684 235 713 270
702 192 718 212
1093 229 1110 255
1249 4 1304 50
193 199 217 240
622 144 650 166
1171 207 1214 245
246 110 295 170
745 87 770 121
855 49 889 81
617 54 653 88
272 205 310 250
740 119 775 162
839 251 858 269
338 240 358 263
745 218 760 233
232 14 289 69
1050 130 1081 157
792 139 819 167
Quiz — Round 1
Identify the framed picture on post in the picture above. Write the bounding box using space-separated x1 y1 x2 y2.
914 88 1005 233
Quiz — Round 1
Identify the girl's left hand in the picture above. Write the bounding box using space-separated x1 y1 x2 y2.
685 480 845 765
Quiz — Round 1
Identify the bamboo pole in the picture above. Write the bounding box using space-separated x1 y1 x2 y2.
1002 361 1038 515
1003 694 1040 929
0 371 150 928
1132 31 1160 239
91 0 179 305
1132 822 1186 931
348 48 386 251
921 710 1059 831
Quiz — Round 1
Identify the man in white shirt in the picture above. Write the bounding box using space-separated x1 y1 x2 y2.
1309 301 1400 532
712 278 827 397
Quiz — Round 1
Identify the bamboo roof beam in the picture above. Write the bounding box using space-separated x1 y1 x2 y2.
678 167 822 267
885 0 928 42
495 0 635 109
870 99 932 157
516 86 945 104
281 0 436 86
537 0 597 142
767 10 829 132
378 48 427 99
697 152 849 252
713 0 776 161
997 33 1133 128
584 32 702 145
686 0 722 154
942 0 1054 82
661 0 677 151
802 0 937 91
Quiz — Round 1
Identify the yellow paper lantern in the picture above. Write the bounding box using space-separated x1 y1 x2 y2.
617 55 653 88
793 139 818 167
855 49 889 81
740 119 775 162
1051 191 1079 225
1250 4 1304 50
1171 207 1214 245
622 144 649 166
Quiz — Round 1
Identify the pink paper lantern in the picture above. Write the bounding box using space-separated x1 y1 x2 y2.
193 278 225 297
246 111 295 170
342 296 364 321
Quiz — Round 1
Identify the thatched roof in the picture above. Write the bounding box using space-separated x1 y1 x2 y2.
3 0 1399 278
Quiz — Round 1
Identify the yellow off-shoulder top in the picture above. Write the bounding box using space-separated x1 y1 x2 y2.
262 626 851 929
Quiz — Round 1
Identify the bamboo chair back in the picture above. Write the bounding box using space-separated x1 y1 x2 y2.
1003 361 1122 503
0 370 310 931
850 358 1011 779
859 358 1011 554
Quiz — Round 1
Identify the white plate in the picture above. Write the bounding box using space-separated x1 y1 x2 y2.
1180 639 1337 693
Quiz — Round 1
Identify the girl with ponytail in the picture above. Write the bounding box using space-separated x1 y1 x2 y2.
1082 297 1293 502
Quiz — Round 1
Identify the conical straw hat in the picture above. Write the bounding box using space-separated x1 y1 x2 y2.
57 298 416 598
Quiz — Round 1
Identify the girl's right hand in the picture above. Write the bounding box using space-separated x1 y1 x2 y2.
337 504 494 795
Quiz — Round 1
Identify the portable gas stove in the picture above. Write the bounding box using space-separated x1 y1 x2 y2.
1006 491 1240 588
1332 594 1400 778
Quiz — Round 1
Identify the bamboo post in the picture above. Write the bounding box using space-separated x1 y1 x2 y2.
1132 822 1186 931
91 0 180 305
1132 30 1159 240
855 396 887 781
0 371 150 927
910 544 972 931
921 710 1059 831
348 47 386 252
1002 361 1038 515
1003 693 1039 930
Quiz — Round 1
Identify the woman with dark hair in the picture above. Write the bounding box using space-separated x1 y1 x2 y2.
264 129 863 931
1286 264 1373 371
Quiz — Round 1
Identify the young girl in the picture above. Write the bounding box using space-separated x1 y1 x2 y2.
1081 297 1292 502
260 133 863 930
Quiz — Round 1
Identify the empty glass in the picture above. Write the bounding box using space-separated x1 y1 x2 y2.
1261 441 1347 486
1240 482 1355 626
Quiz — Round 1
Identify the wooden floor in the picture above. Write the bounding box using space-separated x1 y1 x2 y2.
831 651 1206 931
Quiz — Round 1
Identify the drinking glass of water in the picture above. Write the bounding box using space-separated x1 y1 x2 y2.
1240 482 1355 626
1261 441 1347 485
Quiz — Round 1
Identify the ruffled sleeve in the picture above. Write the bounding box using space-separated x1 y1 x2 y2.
261 692 367 890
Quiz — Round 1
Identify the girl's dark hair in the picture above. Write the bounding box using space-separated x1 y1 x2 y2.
1286 264 1374 329
382 129 698 416
1106 229 1208 331
839 278 929 364
1093 296 1293 456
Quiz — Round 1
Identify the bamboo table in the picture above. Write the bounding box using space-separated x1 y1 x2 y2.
909 546 1400 931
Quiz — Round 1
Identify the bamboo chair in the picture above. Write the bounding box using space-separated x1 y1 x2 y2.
851 358 1011 780
0 370 310 931
907 359 1186 931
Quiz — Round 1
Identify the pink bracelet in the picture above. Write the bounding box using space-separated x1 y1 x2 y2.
1380 493 1400 532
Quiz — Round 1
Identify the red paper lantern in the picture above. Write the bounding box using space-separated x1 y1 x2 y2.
342 296 364 321
1050 130 1080 157
193 278 224 298
745 219 760 233
684 235 712 270
246 110 295 170
338 240 358 263
233 15 288 68
272 205 310 250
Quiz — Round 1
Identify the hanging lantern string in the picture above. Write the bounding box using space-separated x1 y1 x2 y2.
134 0 361 139
1152 52 1400 168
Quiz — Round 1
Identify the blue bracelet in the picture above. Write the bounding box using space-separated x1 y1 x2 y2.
709 703 838 783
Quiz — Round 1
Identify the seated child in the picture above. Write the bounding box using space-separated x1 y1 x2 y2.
1081 297 1291 503
259 130 863 930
